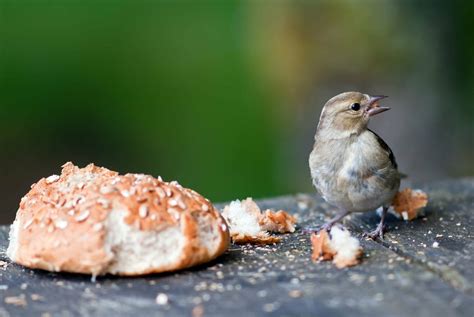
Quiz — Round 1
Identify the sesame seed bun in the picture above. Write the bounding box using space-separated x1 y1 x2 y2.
7 162 230 276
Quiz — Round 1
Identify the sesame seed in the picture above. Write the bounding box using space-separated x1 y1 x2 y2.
67 209 75 216
93 223 103 231
155 187 165 198
169 199 178 207
97 198 110 208
202 204 209 212
136 197 147 203
54 219 68 229
46 175 60 184
178 200 187 209
120 190 130 198
100 186 114 194
157 176 163 182
75 210 90 222
139 205 148 218
75 196 85 205
76 182 85 189
221 223 227 231
23 219 34 229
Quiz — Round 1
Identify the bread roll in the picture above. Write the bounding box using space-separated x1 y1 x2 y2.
7 162 229 276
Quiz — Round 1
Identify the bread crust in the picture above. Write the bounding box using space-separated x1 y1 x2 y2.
8 162 230 276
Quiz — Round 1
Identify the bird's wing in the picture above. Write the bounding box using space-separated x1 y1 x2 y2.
367 129 398 169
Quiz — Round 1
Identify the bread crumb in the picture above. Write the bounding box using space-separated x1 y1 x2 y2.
5 294 27 307
260 210 296 233
311 226 362 268
30 294 44 301
391 188 428 221
288 290 303 298
192 304 205 317
222 198 296 244
155 293 169 305
0 260 8 270
231 233 281 245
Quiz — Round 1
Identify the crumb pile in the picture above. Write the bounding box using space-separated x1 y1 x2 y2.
391 188 428 221
222 198 296 244
311 226 363 268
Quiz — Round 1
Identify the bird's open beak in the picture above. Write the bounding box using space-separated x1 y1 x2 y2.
366 95 390 117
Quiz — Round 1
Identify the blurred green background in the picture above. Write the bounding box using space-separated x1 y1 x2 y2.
1 1 473 224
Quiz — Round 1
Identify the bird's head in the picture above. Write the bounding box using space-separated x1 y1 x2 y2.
317 92 389 137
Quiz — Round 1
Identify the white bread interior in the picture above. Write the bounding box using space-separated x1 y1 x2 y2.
221 198 296 244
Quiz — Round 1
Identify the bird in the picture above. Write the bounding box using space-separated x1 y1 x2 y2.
309 91 401 239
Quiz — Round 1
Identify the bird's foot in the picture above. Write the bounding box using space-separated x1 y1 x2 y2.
301 222 333 235
363 224 386 240
320 222 334 232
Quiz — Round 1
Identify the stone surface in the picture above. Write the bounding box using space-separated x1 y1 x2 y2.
0 179 473 317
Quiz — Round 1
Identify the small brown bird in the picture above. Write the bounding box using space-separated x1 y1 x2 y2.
309 92 401 239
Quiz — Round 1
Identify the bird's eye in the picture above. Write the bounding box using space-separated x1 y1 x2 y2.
350 103 361 111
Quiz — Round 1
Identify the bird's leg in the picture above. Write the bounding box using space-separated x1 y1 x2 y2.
302 210 350 234
363 206 388 240
320 210 351 232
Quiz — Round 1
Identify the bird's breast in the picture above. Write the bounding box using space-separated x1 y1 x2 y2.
310 134 399 212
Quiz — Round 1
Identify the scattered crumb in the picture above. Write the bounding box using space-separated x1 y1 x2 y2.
0 260 8 270
260 209 296 233
30 294 44 301
155 293 169 305
5 294 27 307
230 233 281 245
262 302 279 313
288 290 303 298
432 241 439 248
222 198 296 244
391 188 428 221
192 304 205 317
311 226 363 268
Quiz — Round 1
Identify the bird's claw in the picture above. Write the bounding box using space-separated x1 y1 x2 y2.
319 222 333 232
301 222 333 235
363 224 386 240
